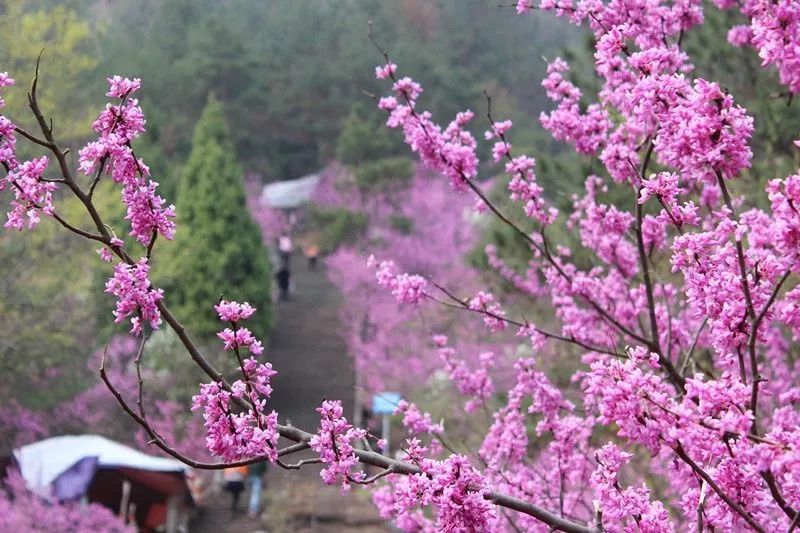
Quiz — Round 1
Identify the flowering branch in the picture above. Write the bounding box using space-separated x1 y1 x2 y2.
5 0 800 529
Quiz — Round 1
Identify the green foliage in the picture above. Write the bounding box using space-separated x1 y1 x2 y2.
354 157 414 191
157 96 272 342
389 215 414 235
0 0 100 143
336 102 402 165
89 0 577 179
308 207 368 253
336 102 414 195
0 217 96 409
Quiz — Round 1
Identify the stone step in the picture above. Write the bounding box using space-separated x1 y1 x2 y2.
192 253 388 533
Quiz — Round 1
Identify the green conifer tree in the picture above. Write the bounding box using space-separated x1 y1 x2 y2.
158 96 272 342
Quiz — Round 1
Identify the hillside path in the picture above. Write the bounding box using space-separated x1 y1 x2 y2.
192 252 388 532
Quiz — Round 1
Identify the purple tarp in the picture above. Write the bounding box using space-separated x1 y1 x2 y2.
53 456 98 501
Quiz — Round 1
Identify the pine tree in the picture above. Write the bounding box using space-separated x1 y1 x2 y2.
158 96 272 341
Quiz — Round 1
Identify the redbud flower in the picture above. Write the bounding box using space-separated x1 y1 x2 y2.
104 258 163 335
309 400 366 492
215 300 257 323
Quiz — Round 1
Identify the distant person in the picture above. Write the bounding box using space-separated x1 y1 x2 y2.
304 242 319 270
247 461 268 518
223 465 247 513
278 233 293 269
276 266 290 301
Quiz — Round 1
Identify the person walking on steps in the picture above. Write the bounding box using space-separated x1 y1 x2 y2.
247 460 268 518
278 232 293 269
223 465 247 513
276 266 290 301
303 241 319 271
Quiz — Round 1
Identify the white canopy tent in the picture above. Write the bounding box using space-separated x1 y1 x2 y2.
260 173 321 209
13 434 187 496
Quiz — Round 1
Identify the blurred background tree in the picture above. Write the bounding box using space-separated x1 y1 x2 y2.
0 0 99 143
156 96 272 343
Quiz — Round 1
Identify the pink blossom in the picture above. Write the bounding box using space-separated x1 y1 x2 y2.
439 344 495 413
395 400 443 435
468 291 507 332
516 0 534 14
370 256 428 305
191 378 279 462
192 310 279 462
3 156 56 230
715 0 800 93
374 62 397 80
376 64 478 192
214 300 257 323
217 327 264 355
373 451 495 530
79 76 176 245
104 258 163 335
655 79 754 184
309 400 366 491
591 443 673 531
97 246 114 262
0 469 134 533
106 75 141 98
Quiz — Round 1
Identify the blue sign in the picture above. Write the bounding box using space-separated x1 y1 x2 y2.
372 392 401 415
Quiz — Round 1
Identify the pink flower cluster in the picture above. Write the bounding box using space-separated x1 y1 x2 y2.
591 444 671 531
367 0 800 529
0 469 134 533
540 59 611 155
106 75 141 98
655 79 754 184
79 77 175 245
191 376 279 462
767 174 800 269
717 0 800 93
373 442 495 531
216 299 263 354
97 237 124 262
639 171 701 230
215 300 257 323
309 400 366 491
3 157 55 230
192 303 278 462
468 291 507 332
104 258 163 335
0 75 56 231
394 400 443 435
368 255 428 305
217 327 264 355
0 73 17 169
570 175 638 277
436 336 495 413
375 64 478 192
486 118 559 225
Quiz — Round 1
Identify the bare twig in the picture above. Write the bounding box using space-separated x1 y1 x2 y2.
276 457 323 470
747 268 791 433
634 141 661 355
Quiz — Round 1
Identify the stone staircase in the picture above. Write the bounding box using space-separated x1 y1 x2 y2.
191 253 389 532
